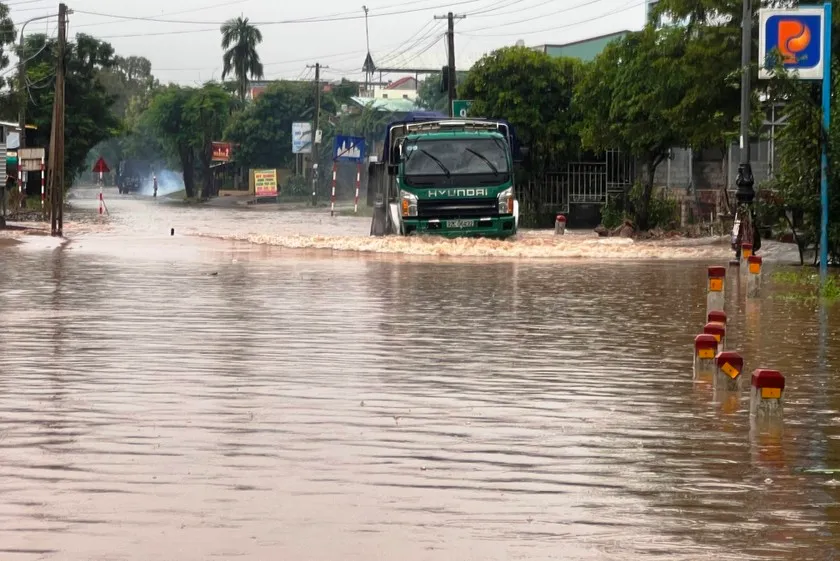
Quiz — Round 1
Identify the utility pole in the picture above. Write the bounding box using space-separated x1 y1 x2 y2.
48 3 67 236
735 0 755 212
306 62 327 206
434 12 465 117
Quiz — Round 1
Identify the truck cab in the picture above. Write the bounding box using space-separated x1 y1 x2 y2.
370 118 520 239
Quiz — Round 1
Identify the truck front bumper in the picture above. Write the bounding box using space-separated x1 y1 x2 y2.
402 215 517 238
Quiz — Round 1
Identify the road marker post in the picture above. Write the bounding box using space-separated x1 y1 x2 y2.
354 163 361 213
555 214 566 235
703 321 727 351
694 334 719 380
707 266 726 317
330 162 337 217
714 351 744 393
707 310 727 326
747 255 763 298
750 369 785 418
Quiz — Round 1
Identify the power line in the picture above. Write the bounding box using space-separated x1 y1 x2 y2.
72 0 484 27
460 0 616 33
459 0 645 37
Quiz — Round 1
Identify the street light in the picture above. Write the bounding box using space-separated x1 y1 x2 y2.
18 12 62 151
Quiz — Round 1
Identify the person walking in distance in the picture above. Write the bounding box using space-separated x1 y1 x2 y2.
153 174 158 198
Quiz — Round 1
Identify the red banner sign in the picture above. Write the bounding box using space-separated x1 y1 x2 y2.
211 142 232 162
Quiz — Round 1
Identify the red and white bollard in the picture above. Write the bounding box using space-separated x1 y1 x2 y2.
40 156 45 210
17 161 22 208
707 310 727 325
330 162 337 217
555 214 567 235
99 187 104 215
354 163 361 214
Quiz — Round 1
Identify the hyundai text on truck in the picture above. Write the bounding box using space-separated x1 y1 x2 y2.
369 116 522 238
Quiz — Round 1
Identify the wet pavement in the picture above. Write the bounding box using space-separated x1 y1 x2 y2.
0 187 838 560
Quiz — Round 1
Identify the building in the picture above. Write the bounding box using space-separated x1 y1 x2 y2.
364 76 420 101
532 30 631 62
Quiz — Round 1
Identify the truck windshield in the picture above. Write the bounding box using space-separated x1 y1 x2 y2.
404 138 510 177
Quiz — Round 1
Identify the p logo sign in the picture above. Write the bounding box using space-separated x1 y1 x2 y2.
759 8 826 80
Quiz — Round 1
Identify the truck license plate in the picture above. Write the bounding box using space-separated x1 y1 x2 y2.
446 219 476 229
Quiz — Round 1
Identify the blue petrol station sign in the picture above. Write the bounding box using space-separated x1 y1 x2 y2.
759 7 826 79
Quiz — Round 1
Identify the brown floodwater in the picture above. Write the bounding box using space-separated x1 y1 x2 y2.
0 188 838 560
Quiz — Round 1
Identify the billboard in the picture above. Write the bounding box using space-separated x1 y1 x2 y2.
758 7 826 80
19 147 45 172
333 135 366 163
211 141 232 162
292 122 312 154
254 169 278 197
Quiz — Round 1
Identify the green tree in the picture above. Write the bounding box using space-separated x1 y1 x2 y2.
225 80 336 170
98 55 159 119
221 16 264 102
416 71 467 113
21 33 120 182
460 47 583 174
143 84 234 198
575 27 693 230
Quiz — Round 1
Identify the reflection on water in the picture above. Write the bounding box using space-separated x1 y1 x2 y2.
0 198 838 560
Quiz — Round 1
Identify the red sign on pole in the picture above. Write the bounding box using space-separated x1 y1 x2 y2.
211 142 232 162
92 157 110 173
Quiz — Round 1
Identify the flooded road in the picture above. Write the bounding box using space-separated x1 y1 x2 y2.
0 188 838 560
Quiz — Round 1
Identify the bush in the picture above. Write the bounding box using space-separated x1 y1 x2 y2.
600 183 679 230
283 176 309 198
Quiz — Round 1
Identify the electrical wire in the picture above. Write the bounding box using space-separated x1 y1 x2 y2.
460 0 616 33
459 0 645 37
375 21 445 68
72 0 484 27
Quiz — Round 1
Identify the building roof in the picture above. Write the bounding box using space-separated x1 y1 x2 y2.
384 76 417 90
350 96 421 112
533 30 632 62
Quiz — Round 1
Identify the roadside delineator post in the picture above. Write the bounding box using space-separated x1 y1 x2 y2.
694 334 719 380
99 186 104 215
703 321 726 351
747 255 763 298
555 214 566 235
750 369 785 418
40 155 45 211
330 162 337 217
354 163 361 214
706 266 726 317
707 310 727 326
740 242 753 276
17 160 22 209
714 351 744 392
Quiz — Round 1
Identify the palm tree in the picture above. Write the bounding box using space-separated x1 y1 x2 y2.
220 16 264 103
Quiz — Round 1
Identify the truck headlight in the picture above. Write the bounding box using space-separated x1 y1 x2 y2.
400 190 418 217
497 187 514 214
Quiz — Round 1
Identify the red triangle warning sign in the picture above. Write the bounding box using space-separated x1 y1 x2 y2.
92 157 110 173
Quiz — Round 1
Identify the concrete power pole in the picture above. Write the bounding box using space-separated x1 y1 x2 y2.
48 3 67 236
306 62 327 206
434 12 465 117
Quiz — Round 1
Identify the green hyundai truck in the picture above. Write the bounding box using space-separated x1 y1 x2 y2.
369 116 521 238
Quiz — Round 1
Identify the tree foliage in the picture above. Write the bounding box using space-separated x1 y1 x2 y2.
224 81 336 170
576 27 701 230
461 46 583 172
143 84 234 198
22 33 120 182
416 71 467 113
221 17 264 102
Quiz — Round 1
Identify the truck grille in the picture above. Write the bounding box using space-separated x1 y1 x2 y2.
417 197 498 219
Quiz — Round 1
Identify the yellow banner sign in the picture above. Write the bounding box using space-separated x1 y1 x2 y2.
254 169 278 197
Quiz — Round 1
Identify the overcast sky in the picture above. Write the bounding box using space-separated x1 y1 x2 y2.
9 0 651 84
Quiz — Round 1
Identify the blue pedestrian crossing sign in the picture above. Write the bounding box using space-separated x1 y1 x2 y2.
333 135 366 163
759 7 826 80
